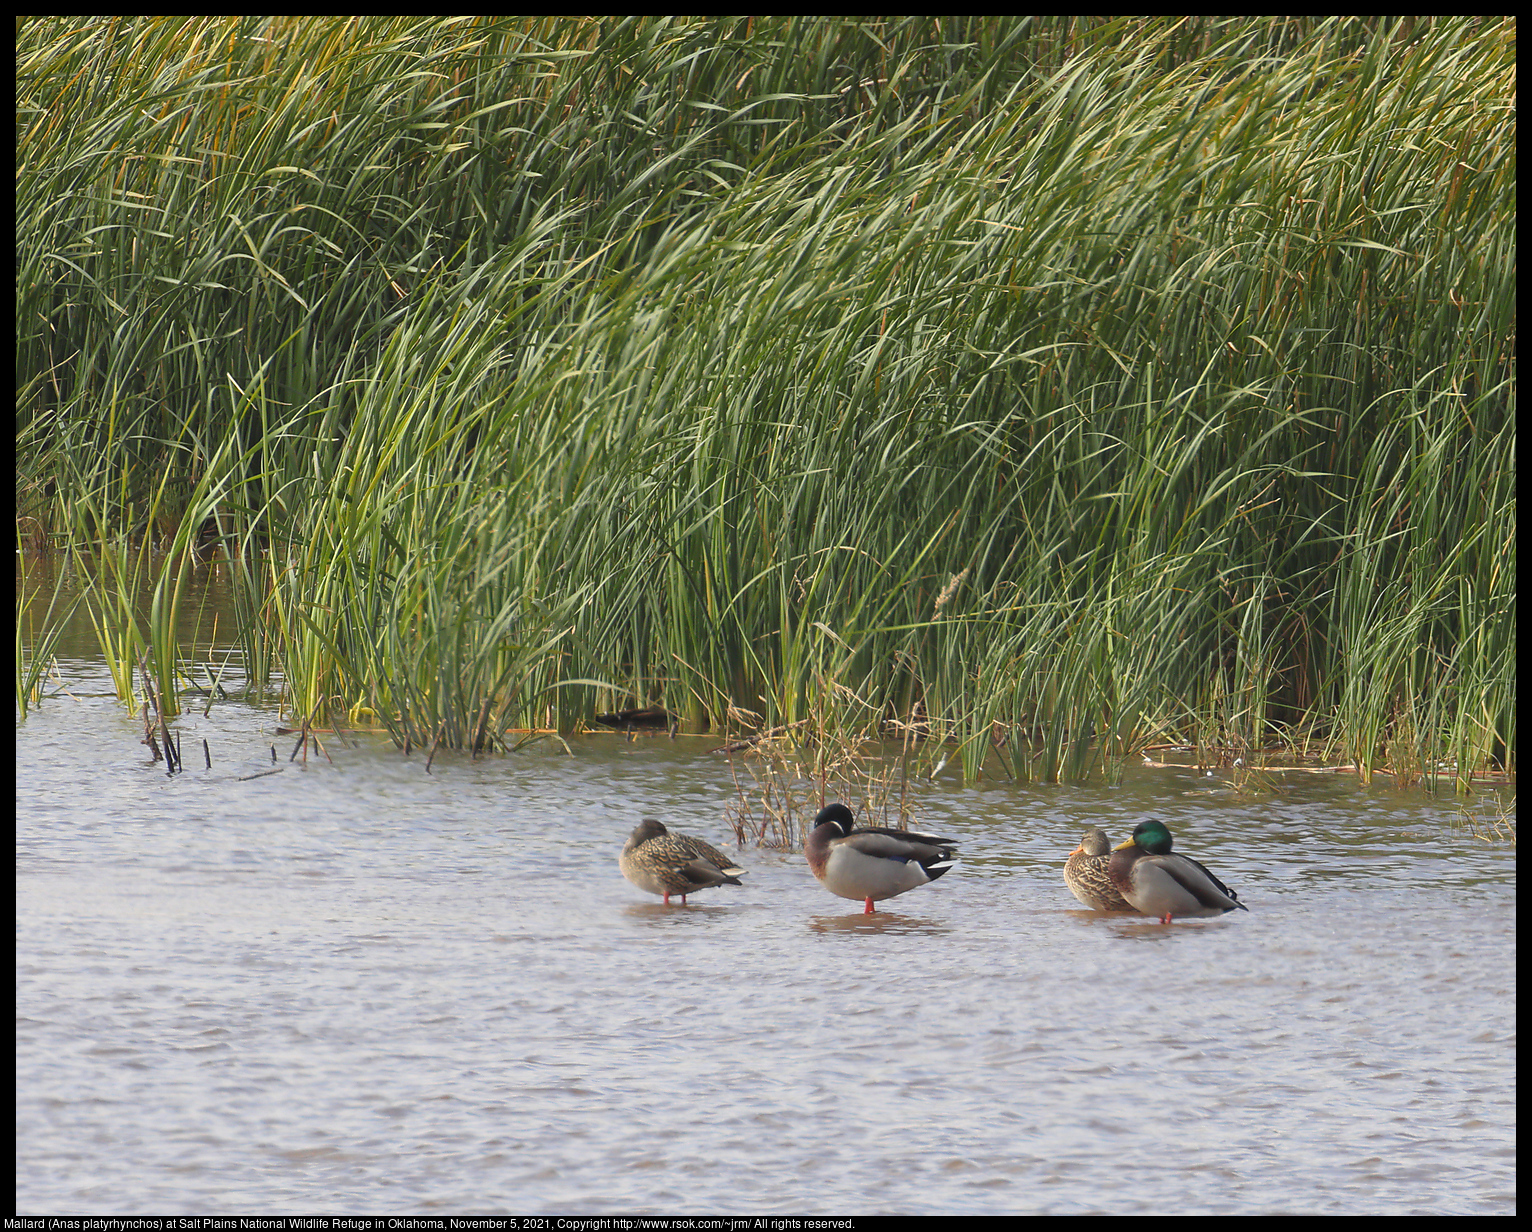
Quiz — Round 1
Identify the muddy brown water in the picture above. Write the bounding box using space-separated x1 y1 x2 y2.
16 661 1515 1213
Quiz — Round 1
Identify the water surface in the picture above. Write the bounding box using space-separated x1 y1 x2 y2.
16 663 1516 1213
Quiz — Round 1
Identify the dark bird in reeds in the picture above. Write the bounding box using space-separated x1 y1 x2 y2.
804 803 958 914
1064 826 1134 911
593 706 676 731
619 819 746 905
1108 819 1248 923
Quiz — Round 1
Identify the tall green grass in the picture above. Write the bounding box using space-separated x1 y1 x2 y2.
16 17 1515 786
15 545 77 718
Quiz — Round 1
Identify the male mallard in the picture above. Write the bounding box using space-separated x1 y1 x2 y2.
1064 826 1134 911
1108 818 1248 923
804 803 959 914
620 818 746 905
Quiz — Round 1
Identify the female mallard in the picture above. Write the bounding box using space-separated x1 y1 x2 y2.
804 803 959 914
620 819 747 905
1109 819 1248 923
1064 826 1134 911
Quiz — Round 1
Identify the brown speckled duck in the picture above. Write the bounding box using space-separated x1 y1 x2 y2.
1108 819 1248 923
1064 826 1134 911
619 819 746 905
804 803 959 914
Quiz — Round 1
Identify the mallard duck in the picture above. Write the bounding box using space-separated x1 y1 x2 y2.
619 819 746 904
1064 826 1135 911
804 803 959 914
593 705 676 731
1108 819 1248 922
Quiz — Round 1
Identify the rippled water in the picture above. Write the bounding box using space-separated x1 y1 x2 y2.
16 663 1516 1213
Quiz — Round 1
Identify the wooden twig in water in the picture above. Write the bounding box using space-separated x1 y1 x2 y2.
137 657 180 773
141 699 163 764
286 701 334 765
711 718 810 754
472 698 492 758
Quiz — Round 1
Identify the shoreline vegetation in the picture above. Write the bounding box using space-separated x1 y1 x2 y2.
16 17 1515 793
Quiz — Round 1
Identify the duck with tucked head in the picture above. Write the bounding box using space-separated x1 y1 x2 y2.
1064 826 1134 911
804 803 959 914
1108 818 1248 923
620 819 747 905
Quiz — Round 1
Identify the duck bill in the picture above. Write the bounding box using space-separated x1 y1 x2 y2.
1111 837 1138 851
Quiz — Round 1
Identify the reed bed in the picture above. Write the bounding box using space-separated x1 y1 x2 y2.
16 16 1515 788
